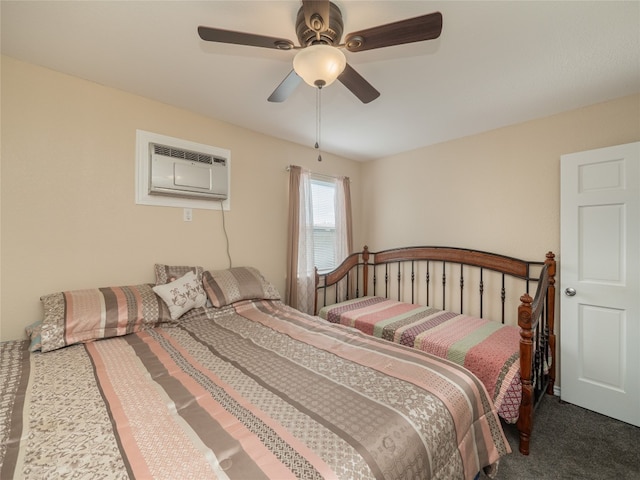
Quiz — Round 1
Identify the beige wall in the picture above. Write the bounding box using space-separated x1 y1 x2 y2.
362 94 640 261
0 56 363 341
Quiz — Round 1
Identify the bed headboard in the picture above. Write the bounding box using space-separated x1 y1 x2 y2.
315 245 556 326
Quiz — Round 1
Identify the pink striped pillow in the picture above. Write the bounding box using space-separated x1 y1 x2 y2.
202 267 280 308
39 284 171 352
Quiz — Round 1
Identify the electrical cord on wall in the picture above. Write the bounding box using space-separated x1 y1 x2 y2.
219 200 232 268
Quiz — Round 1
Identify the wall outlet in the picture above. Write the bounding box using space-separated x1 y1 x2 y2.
183 208 192 222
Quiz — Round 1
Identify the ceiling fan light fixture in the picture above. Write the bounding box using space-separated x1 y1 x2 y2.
293 44 346 88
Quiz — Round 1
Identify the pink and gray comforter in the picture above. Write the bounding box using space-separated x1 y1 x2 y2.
1 300 509 479
319 296 524 423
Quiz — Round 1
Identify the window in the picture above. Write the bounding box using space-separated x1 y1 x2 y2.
286 165 351 314
310 178 337 272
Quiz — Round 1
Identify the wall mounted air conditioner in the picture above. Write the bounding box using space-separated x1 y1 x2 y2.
149 143 228 201
135 130 231 210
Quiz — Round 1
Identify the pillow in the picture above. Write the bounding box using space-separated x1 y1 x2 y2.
202 267 280 308
154 264 204 285
39 284 171 353
25 320 43 352
152 270 207 320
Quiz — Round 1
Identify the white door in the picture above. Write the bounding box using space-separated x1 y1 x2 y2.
560 142 639 427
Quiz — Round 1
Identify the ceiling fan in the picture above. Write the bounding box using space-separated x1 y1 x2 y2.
198 0 443 104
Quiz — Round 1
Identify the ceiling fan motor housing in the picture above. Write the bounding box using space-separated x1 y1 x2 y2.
296 2 343 46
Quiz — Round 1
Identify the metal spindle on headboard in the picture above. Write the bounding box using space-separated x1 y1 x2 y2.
540 301 548 394
534 299 549 397
322 281 327 308
373 268 377 296
411 261 416 304
459 264 464 313
442 261 447 310
426 262 430 306
385 265 389 298
479 268 485 318
335 265 360 303
501 274 506 324
535 311 542 391
397 261 401 300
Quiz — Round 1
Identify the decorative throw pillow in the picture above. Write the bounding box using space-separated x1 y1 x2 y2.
154 264 204 285
152 270 207 320
39 284 171 353
202 267 280 308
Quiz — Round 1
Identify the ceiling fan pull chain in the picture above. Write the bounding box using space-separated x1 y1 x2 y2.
315 85 319 149
316 86 322 161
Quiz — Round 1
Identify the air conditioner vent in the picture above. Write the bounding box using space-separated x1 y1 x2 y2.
136 130 230 209
149 141 228 201
152 143 225 166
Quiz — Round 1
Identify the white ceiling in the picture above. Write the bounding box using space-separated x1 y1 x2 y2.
2 1 639 161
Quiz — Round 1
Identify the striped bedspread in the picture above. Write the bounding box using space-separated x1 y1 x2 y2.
319 296 523 423
1 300 509 479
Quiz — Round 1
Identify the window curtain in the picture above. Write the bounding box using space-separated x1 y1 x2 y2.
285 166 315 314
335 175 353 264
286 166 353 315
334 175 353 302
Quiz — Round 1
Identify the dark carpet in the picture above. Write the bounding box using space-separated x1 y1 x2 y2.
490 395 640 479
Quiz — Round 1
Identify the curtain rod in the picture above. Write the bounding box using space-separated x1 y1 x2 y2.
285 165 350 182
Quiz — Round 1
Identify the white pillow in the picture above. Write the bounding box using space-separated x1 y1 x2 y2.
152 270 207 320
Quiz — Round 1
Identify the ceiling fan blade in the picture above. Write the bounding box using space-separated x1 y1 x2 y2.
302 0 331 33
268 70 302 102
344 11 442 52
338 63 380 104
198 26 294 50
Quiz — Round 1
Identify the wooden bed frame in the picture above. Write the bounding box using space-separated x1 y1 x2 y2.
314 245 556 455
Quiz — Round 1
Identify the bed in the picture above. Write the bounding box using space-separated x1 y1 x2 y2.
315 246 556 456
0 265 510 479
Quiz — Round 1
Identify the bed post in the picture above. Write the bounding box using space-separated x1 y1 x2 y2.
517 292 534 455
362 246 370 297
545 251 557 395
